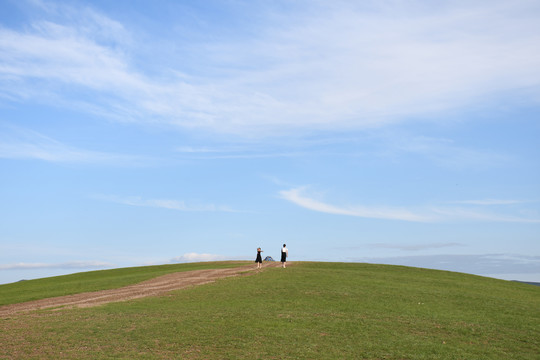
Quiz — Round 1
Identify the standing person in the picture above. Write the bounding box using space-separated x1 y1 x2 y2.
281 244 288 268
255 247 263 269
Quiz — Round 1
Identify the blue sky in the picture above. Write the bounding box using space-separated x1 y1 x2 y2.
1 0 539 284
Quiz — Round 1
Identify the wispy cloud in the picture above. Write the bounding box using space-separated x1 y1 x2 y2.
371 243 464 251
386 135 511 169
354 254 540 277
92 194 235 212
451 199 532 205
279 187 433 222
170 253 227 263
1 1 539 136
0 261 113 271
279 187 540 223
174 145 303 159
430 206 540 223
0 124 151 165
175 146 230 154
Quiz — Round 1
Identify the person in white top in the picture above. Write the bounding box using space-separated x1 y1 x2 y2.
281 244 288 268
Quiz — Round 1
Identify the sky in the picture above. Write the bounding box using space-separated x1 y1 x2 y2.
1 0 539 285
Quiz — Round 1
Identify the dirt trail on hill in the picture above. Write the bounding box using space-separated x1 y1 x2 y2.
0 262 285 317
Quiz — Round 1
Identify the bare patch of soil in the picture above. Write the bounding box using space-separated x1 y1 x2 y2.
0 262 285 316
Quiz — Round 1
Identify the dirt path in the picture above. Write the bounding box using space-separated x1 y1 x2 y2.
0 262 284 317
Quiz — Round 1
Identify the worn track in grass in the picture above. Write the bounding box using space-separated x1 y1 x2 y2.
0 262 286 316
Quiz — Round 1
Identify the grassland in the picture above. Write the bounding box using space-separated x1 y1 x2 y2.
1 262 539 359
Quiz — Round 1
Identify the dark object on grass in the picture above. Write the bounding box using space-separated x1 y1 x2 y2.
264 256 274 261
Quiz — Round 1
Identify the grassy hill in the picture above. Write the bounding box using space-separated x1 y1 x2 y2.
1 262 539 359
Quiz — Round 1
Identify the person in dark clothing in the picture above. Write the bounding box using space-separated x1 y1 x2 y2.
255 247 263 269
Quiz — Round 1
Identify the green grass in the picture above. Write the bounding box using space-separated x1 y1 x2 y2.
1 262 539 359
0 261 249 306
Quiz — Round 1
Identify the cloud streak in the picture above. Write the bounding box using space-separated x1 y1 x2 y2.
279 187 540 223
451 199 532 205
386 135 511 169
0 124 151 165
170 253 227 263
93 194 235 213
279 187 433 222
174 145 304 159
371 242 464 251
355 254 540 278
0 261 113 271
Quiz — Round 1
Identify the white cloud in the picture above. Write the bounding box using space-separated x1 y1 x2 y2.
170 253 227 263
0 124 150 165
430 206 540 223
1 1 539 136
279 186 540 223
174 145 302 159
354 253 540 279
386 135 510 169
279 187 433 222
372 242 464 251
175 146 228 154
0 261 113 271
92 194 235 212
451 199 531 205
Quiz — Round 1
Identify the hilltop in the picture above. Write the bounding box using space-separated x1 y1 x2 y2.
1 261 538 359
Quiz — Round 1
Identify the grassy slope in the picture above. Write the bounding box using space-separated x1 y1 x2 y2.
1 262 539 359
